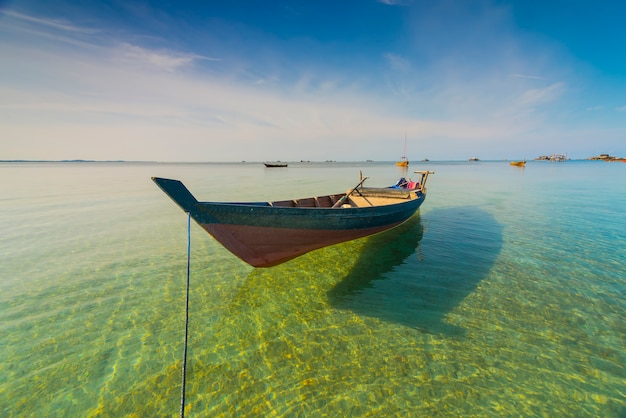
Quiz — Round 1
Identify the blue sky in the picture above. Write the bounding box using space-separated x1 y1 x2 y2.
1 0 625 161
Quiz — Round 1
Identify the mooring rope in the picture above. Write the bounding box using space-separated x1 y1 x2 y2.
180 211 191 417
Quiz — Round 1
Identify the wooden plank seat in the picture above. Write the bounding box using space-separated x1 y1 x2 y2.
356 187 413 199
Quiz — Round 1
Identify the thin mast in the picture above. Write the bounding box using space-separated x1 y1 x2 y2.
403 131 407 159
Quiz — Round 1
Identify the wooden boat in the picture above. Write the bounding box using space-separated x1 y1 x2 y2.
509 160 526 167
264 163 288 167
153 171 433 267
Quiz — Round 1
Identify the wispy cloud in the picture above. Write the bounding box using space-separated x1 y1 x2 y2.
616 106 626 112
517 82 564 106
3 10 220 73
384 53 410 71
3 10 97 34
117 43 219 72
377 0 409 5
511 73 544 80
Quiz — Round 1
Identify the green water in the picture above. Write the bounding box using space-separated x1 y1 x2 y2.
1 161 624 416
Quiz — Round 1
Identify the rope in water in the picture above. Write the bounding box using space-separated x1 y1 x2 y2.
180 211 191 418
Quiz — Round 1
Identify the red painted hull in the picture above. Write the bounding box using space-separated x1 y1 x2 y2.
202 221 406 267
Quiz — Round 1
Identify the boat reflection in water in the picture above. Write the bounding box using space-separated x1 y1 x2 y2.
329 206 503 334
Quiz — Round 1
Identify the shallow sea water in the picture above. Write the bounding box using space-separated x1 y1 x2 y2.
0 161 624 416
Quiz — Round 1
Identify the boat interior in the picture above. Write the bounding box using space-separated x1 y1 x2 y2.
267 171 432 209
267 187 417 209
268 194 345 208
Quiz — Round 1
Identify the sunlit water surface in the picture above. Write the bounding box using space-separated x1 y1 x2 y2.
1 161 624 416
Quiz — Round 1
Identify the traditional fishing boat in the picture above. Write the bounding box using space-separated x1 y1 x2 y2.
509 160 526 167
264 163 288 167
153 171 433 267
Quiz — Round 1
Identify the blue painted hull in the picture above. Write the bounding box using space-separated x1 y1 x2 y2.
153 177 427 267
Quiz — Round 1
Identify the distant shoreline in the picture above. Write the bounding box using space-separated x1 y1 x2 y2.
0 158 607 164
0 159 149 163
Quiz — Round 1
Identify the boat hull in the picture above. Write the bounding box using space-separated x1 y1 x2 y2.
196 196 423 267
153 177 426 267
202 219 410 267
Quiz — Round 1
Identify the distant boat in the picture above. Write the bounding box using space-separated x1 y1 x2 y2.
152 171 434 267
396 132 409 167
469 157 480 161
509 160 526 167
264 163 288 168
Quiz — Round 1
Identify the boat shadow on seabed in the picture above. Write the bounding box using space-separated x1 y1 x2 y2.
327 206 503 336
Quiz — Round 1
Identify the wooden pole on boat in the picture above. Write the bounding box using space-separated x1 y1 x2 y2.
332 177 369 208
413 170 434 193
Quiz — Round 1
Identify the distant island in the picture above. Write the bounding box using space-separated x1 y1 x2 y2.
586 153 625 161
534 154 568 161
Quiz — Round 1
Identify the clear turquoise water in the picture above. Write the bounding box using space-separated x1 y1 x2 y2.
1 161 624 416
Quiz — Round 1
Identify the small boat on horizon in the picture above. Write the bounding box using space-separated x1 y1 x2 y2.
153 171 433 267
396 132 409 167
264 162 288 168
396 158 409 167
469 157 480 161
509 160 526 167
